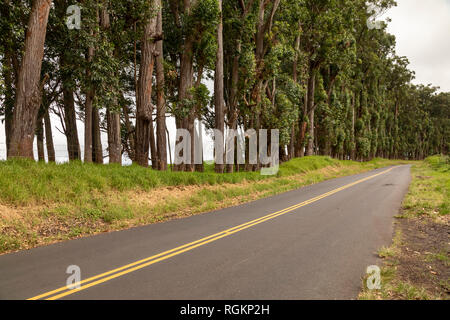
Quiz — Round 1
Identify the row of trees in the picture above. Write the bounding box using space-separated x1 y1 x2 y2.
1 0 448 172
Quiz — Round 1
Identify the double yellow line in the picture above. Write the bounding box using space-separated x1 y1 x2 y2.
28 167 394 300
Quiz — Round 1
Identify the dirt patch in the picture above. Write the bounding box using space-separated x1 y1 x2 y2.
0 203 23 220
125 184 209 206
393 215 450 298
416 176 432 180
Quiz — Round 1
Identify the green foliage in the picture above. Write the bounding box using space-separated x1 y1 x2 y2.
1 0 448 167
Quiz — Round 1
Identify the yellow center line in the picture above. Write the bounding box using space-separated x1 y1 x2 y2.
28 167 394 300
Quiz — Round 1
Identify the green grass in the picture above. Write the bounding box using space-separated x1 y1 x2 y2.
400 155 450 219
0 156 402 206
0 156 407 254
0 157 327 206
425 251 450 266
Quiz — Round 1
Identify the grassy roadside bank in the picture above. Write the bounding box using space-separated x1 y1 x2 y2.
0 156 407 255
359 155 449 300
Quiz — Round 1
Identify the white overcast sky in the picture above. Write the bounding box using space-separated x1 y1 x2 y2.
1 0 449 160
385 0 450 92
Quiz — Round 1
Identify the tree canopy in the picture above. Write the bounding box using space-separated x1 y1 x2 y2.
0 0 448 168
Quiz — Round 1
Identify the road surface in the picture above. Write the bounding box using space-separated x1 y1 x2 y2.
0 165 411 300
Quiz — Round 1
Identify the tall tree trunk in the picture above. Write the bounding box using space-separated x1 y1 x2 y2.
107 108 121 164
84 44 95 163
36 115 45 161
306 64 316 156
250 0 280 171
2 53 14 158
351 92 356 160
43 109 55 162
174 0 198 172
214 0 225 173
8 0 52 159
1 1 17 158
100 5 121 165
289 123 295 160
226 40 241 173
290 23 301 160
123 103 135 161
297 100 308 157
83 2 98 163
155 0 167 171
195 118 204 172
92 107 103 164
149 119 157 169
225 2 253 172
62 83 81 161
135 1 158 167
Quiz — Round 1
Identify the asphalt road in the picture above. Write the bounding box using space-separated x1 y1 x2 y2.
0 165 411 300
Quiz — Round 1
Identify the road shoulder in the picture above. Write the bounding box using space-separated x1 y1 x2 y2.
359 156 449 300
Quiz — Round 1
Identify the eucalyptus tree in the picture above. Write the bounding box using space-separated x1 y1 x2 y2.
135 0 159 167
214 0 225 173
0 0 28 157
1 0 447 166
222 0 257 171
165 0 219 171
8 0 52 159
155 0 167 170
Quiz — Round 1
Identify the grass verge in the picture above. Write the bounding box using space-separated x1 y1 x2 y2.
0 156 406 254
359 155 449 300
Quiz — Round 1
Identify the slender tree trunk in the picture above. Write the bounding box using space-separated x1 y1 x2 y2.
1 2 16 158
226 42 240 173
107 108 122 164
297 92 308 157
84 45 95 163
393 98 399 159
166 126 173 171
195 118 204 172
250 0 280 171
100 6 121 165
43 109 55 162
149 119 157 169
62 84 81 161
351 92 356 160
214 0 225 173
177 52 195 172
2 54 14 158
289 123 295 159
155 0 167 171
306 64 316 156
92 107 103 164
8 0 52 159
174 0 198 172
135 1 158 167
290 24 301 160
123 103 135 161
225 3 253 172
36 115 45 161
